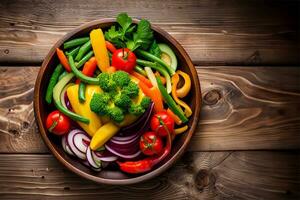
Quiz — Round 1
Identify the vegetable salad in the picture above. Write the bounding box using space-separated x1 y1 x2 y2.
45 13 192 174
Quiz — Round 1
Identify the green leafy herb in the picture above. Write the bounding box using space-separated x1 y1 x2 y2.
149 40 161 58
104 26 124 48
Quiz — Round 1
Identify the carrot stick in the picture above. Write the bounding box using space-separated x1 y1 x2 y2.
107 66 116 73
105 41 117 53
132 71 153 88
56 48 71 72
138 81 164 113
167 108 182 125
75 57 97 84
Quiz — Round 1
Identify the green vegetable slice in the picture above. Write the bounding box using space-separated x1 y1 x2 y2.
78 82 86 103
64 37 90 49
53 73 89 124
158 43 177 71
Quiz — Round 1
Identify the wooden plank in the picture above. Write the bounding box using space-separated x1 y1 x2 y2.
0 151 298 199
1 66 300 153
0 0 299 65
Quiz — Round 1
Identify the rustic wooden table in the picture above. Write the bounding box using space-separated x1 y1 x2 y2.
0 0 299 199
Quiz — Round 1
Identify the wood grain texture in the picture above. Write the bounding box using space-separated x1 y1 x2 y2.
0 151 298 199
0 0 299 65
0 66 299 153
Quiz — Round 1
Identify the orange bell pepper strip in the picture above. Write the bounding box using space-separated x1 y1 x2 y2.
171 73 192 117
56 48 71 72
132 71 153 88
167 108 182 125
90 29 110 72
176 70 191 98
75 57 98 84
105 41 117 53
138 81 164 113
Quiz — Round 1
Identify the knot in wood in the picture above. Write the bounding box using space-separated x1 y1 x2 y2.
203 90 221 105
4 49 9 54
194 169 210 191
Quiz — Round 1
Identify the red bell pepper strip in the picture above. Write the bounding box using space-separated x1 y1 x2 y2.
75 57 97 84
105 41 117 53
118 124 172 174
56 48 71 72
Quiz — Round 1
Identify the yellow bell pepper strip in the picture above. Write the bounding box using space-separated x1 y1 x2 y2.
90 122 120 150
174 125 188 135
90 29 110 72
176 70 191 98
167 108 182 125
171 73 193 117
67 85 102 137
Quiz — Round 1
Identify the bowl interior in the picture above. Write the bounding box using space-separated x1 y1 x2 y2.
34 19 201 185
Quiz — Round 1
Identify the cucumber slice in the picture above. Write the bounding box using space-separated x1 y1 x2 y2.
158 43 178 71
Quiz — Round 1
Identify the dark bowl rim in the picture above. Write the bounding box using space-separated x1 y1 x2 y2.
34 18 201 185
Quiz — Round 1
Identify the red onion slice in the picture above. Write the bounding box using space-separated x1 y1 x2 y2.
92 150 117 162
105 144 142 159
67 129 87 160
62 135 75 156
73 132 90 153
86 146 101 169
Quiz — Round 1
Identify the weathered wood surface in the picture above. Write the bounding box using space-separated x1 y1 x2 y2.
0 151 298 200
1 66 299 153
0 0 299 65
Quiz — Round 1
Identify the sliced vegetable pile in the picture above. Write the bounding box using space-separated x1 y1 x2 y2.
45 13 192 174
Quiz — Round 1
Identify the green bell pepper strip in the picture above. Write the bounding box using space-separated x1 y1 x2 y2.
136 59 172 94
53 73 90 124
135 49 175 75
156 76 188 123
66 46 80 57
64 37 90 49
75 40 92 61
45 64 64 104
69 55 99 85
78 82 86 103
58 70 68 81
134 65 147 76
75 50 94 69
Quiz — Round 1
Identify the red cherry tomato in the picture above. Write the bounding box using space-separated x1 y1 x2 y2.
139 131 163 156
150 111 174 137
46 110 71 135
111 48 136 72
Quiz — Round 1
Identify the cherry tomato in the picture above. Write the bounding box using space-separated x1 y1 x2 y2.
140 131 163 156
46 110 71 135
150 111 174 137
111 48 136 72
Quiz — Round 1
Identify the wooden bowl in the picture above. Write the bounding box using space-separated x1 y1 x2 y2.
34 19 201 185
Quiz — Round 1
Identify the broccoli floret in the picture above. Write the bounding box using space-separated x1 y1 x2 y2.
108 106 124 123
140 97 151 109
113 92 132 109
128 104 145 116
123 81 139 98
112 71 131 87
98 72 117 92
90 93 110 115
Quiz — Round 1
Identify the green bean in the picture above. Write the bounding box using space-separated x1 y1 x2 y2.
45 64 64 104
78 82 86 103
58 70 68 81
64 37 89 49
69 55 99 84
75 40 92 61
75 51 94 69
134 65 147 76
66 46 80 57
